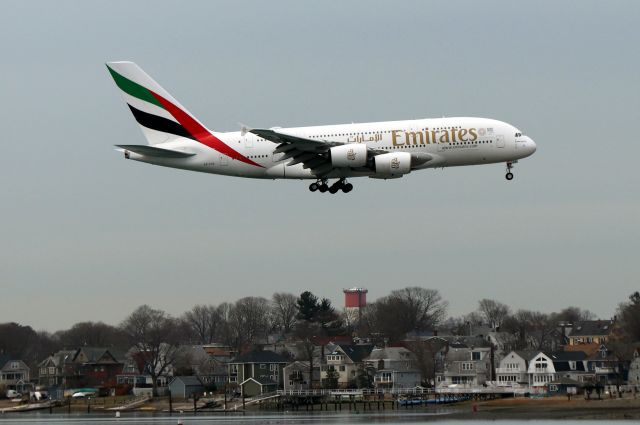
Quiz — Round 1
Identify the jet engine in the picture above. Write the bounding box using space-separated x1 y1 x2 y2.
330 143 368 167
373 152 412 178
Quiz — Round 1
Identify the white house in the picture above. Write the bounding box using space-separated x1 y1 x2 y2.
365 347 421 389
496 351 536 386
527 351 588 387
527 352 556 387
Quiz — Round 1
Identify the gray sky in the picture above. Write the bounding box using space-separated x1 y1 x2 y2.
1 1 638 331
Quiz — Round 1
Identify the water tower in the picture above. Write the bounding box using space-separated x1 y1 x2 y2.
343 287 368 323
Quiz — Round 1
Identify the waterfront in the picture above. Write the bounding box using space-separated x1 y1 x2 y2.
2 397 640 424
0 414 638 425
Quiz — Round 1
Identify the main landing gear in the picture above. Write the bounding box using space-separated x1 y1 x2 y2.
309 178 353 194
505 161 515 180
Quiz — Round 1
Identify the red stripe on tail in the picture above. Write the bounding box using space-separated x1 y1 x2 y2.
149 91 263 168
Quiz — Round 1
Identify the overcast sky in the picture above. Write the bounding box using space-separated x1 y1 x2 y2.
1 1 639 331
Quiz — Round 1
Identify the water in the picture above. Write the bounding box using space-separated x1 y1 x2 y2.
0 410 637 425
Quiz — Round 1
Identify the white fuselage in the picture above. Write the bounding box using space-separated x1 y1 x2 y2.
127 117 536 180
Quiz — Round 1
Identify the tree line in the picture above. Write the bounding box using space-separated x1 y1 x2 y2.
2 287 640 371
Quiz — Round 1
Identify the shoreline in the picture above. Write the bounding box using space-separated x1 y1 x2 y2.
446 396 640 420
3 396 640 420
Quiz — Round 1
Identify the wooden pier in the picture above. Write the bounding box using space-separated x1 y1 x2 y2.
242 386 530 411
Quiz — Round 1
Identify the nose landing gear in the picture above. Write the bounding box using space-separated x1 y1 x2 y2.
309 179 353 194
505 162 515 180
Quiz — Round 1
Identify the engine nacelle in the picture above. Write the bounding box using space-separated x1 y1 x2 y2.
373 152 412 178
330 143 368 168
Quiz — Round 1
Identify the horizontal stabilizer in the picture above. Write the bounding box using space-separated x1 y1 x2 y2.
115 144 195 158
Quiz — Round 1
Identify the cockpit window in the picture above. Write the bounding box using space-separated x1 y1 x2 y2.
515 132 522 137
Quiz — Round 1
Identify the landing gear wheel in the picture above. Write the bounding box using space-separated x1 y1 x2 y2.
329 178 347 194
342 183 353 193
329 185 341 194
505 162 515 181
314 179 328 193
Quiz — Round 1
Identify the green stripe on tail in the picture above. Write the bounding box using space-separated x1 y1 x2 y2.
106 65 163 108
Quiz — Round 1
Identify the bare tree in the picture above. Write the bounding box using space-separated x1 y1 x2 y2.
230 297 271 349
217 302 243 352
182 304 221 344
554 307 596 324
618 292 640 341
271 293 298 334
477 299 511 329
294 321 322 389
367 287 447 342
55 321 129 349
120 305 181 396
392 287 448 329
440 312 483 336
515 310 560 351
405 338 448 387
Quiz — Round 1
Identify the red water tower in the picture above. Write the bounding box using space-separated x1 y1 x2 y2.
344 287 368 309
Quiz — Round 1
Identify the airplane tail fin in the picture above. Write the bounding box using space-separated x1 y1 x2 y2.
106 61 208 145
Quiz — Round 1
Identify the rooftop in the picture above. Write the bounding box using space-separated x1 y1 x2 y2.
333 344 373 362
569 320 614 337
171 376 203 387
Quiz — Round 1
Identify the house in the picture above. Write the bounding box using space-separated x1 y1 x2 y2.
67 347 124 389
527 352 556 387
0 358 31 393
365 347 421 389
320 344 373 388
567 320 614 346
176 346 228 389
38 347 123 391
582 344 627 385
228 349 288 396
527 351 589 387
116 346 175 396
436 342 491 387
283 361 320 391
496 350 537 386
241 377 278 397
548 351 590 383
169 376 205 399
117 353 150 387
38 350 76 388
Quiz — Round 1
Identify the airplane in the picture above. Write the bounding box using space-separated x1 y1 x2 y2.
106 61 536 194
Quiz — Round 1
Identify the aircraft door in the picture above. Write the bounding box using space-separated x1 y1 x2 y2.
496 135 505 148
244 134 253 148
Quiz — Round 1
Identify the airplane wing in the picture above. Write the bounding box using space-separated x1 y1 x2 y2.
250 128 387 177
